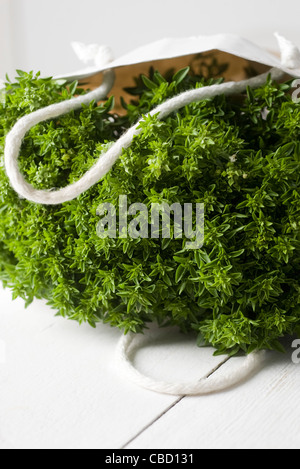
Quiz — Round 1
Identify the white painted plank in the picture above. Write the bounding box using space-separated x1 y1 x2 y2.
0 286 225 449
127 338 300 449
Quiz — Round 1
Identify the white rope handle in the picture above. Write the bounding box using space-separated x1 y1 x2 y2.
4 68 115 204
4 67 285 205
116 331 266 395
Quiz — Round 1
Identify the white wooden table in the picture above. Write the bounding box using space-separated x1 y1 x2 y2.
0 285 299 449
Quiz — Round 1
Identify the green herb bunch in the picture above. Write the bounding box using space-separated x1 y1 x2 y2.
1 68 300 356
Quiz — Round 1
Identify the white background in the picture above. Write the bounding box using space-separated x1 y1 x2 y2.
1 0 300 79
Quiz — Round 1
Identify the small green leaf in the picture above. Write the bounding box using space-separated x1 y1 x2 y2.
173 67 190 85
141 75 157 90
230 249 245 258
153 71 167 85
175 265 186 283
271 340 287 354
197 333 208 347
104 95 115 112
68 80 78 96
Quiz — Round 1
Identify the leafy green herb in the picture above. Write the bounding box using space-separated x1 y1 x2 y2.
0 68 300 355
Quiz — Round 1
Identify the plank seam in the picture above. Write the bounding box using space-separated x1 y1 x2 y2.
121 356 230 449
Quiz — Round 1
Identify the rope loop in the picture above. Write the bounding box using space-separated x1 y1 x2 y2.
115 331 266 396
